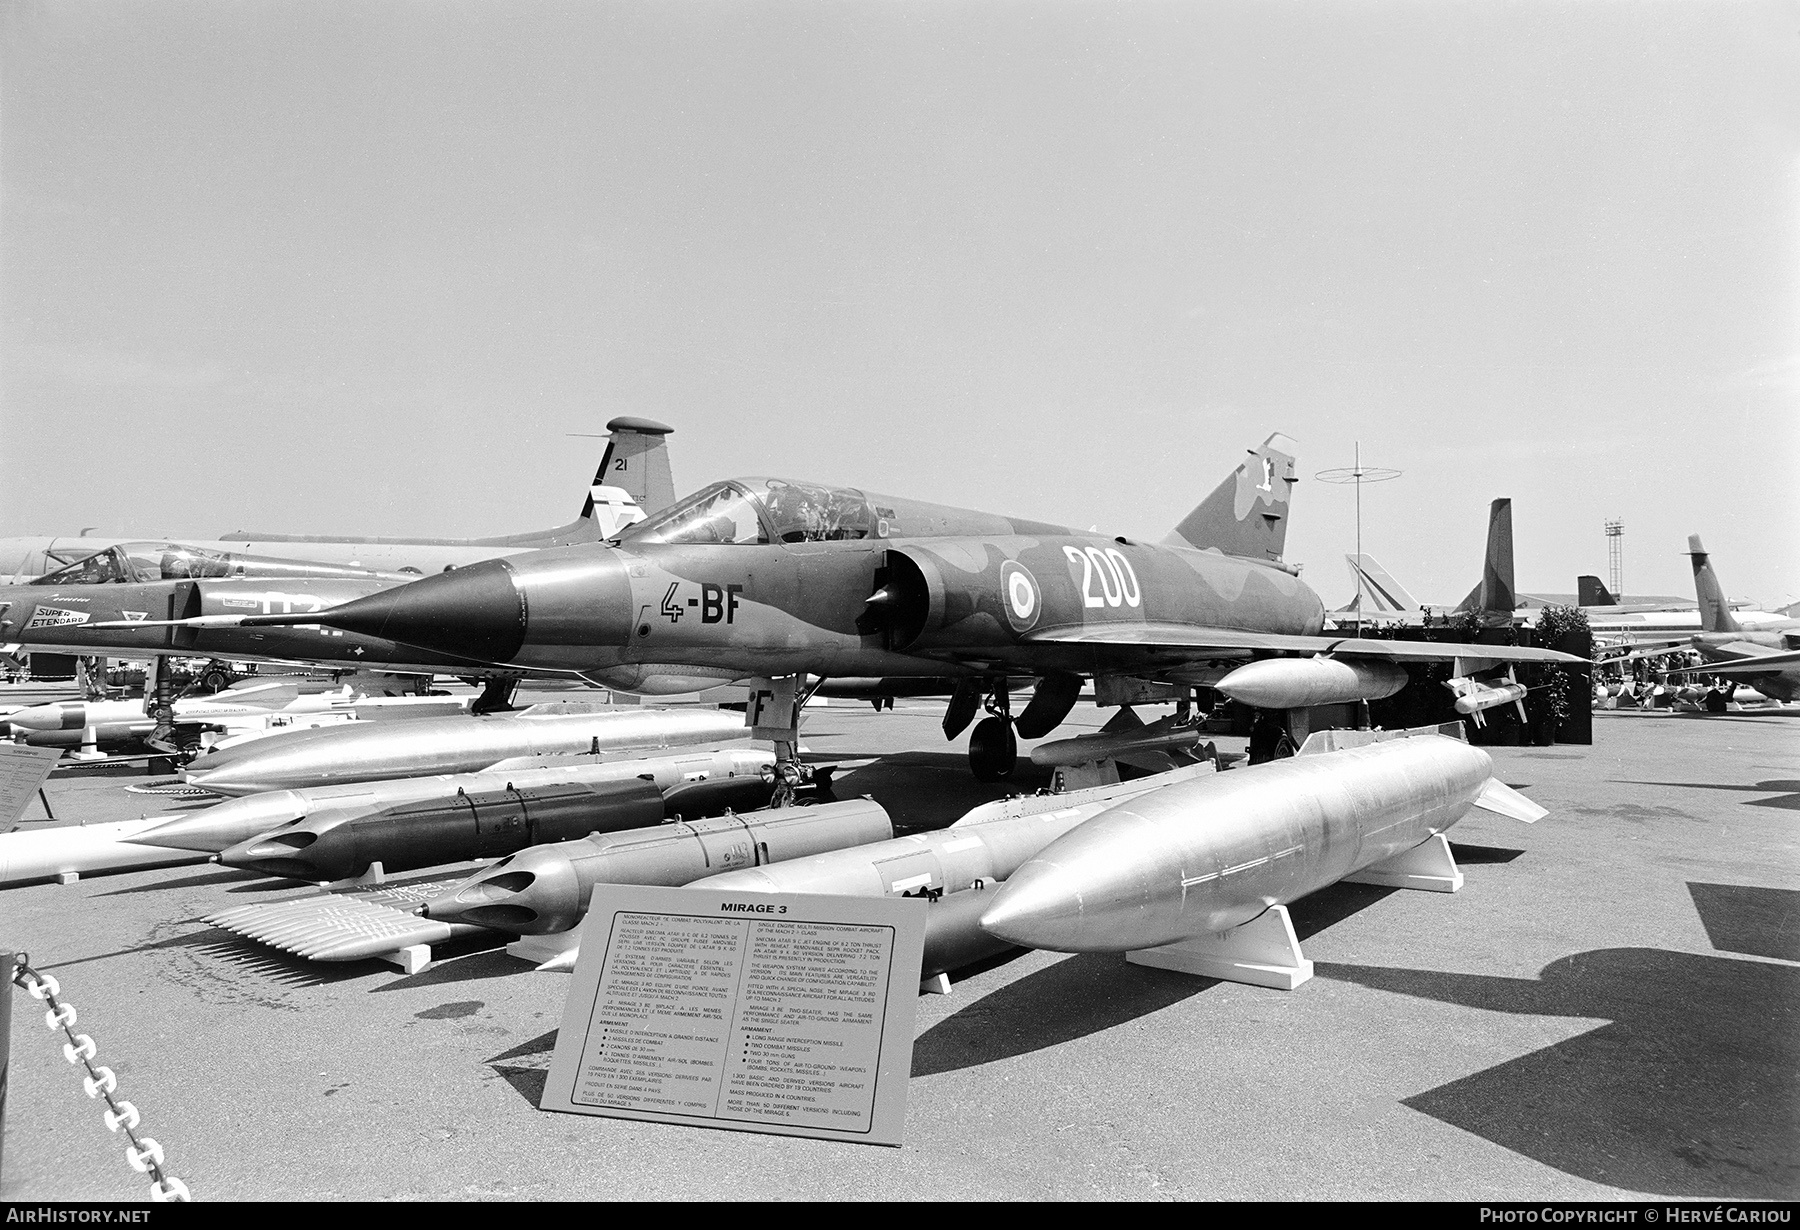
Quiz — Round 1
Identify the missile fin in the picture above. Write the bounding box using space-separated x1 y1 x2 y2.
1469 778 1546 824
536 946 580 972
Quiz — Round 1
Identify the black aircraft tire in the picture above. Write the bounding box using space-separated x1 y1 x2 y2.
969 716 1017 781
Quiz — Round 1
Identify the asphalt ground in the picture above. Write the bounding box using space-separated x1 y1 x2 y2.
0 700 1795 1202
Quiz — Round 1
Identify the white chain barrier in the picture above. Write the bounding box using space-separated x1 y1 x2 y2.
10 953 192 1202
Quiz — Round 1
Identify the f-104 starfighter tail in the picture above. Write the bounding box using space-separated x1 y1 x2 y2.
580 416 677 538
1686 534 1740 634
1163 434 1298 563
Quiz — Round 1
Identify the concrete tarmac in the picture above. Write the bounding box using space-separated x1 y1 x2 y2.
1 701 1795 1201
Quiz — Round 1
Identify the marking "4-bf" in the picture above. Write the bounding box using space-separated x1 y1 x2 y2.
661 582 745 624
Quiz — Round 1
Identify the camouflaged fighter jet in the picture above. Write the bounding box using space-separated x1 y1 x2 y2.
227 435 1583 780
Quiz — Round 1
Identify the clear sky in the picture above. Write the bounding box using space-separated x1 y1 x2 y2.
3 0 1795 607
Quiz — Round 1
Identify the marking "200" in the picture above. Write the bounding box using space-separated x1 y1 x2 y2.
1063 546 1141 609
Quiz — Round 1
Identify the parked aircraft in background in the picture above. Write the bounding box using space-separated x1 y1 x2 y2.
0 417 674 580
1327 498 1521 631
237 434 1580 780
1645 536 1800 703
1327 502 1782 652
1328 555 1421 627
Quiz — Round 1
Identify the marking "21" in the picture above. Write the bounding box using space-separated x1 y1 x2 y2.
1063 546 1141 609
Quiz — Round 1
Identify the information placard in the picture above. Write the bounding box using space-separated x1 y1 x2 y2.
540 885 928 1146
0 743 63 830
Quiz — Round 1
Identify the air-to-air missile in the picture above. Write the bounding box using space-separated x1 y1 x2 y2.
977 729 1545 958
135 747 777 854
424 798 896 934
227 435 1582 782
1444 674 1530 727
1214 657 1408 710
0 819 213 888
179 705 748 795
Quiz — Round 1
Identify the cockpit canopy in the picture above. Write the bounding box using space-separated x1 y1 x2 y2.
619 479 886 547
29 542 406 586
31 542 249 585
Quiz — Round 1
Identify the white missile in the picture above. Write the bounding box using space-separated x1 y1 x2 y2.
0 820 211 887
980 730 1544 954
1445 674 1529 727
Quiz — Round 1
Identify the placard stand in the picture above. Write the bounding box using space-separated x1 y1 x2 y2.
540 885 927 1146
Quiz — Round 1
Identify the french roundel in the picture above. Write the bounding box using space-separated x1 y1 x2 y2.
1001 560 1040 631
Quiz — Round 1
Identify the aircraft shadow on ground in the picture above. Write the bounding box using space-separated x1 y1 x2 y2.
1318 947 1800 1199
487 1028 559 1105
1687 882 1800 964
1612 779 1800 811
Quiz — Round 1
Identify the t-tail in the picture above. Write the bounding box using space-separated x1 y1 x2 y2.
1163 434 1298 562
1577 575 1617 607
1686 535 1740 634
580 416 677 538
1452 498 1517 627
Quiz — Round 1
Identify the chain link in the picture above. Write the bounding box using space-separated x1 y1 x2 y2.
10 952 192 1202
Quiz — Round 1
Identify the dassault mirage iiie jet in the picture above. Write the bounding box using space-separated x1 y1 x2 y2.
225 434 1581 780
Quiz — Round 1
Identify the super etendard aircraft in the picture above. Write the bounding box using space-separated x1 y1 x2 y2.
229 436 1582 779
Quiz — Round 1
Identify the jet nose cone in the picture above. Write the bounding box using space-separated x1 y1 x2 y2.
313 559 527 664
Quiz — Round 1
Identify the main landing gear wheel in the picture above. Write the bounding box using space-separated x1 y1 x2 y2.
968 715 1017 781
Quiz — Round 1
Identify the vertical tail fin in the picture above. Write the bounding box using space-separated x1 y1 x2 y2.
580 417 677 537
1686 535 1740 633
1577 575 1616 607
1163 434 1298 562
1344 554 1419 614
1453 498 1517 626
